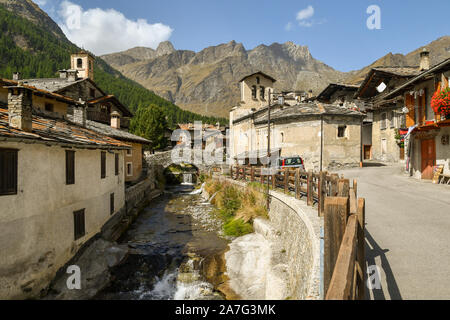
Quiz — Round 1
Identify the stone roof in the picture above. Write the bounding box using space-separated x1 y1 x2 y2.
317 83 359 101
372 67 421 77
234 102 364 125
239 71 277 83
85 120 151 144
19 78 87 93
0 108 130 149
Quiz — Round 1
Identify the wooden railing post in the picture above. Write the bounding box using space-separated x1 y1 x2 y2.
284 169 288 193
307 170 313 206
330 174 339 196
338 179 350 197
353 179 358 199
356 198 366 300
318 171 326 216
324 196 350 295
295 168 300 200
272 174 276 189
250 166 255 182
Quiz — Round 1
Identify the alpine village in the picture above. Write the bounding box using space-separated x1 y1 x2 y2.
0 0 449 301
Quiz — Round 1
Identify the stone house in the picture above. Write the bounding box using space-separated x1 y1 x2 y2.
382 57 450 179
229 72 365 171
0 84 130 299
354 65 422 162
317 83 359 105
14 51 150 183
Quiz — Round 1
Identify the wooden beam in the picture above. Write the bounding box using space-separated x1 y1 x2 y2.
324 196 350 294
357 198 366 300
326 214 358 300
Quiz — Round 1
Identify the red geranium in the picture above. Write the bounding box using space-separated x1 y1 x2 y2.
431 87 450 115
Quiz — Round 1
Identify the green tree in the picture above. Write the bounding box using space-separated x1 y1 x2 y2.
130 105 168 150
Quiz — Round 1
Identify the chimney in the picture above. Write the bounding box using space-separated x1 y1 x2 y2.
59 70 68 79
7 84 33 132
13 72 21 81
71 99 86 127
111 111 121 129
308 90 313 99
67 70 78 82
420 48 430 71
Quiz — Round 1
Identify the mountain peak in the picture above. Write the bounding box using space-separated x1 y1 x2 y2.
156 41 176 56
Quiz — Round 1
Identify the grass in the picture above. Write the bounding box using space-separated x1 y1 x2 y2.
205 178 268 237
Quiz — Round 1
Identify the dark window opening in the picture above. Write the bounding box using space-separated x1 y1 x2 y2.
0 149 18 196
380 113 387 130
260 86 265 100
115 153 119 176
73 209 85 240
256 76 260 84
110 193 115 215
77 58 83 68
45 103 54 112
251 85 257 99
101 151 106 179
127 163 132 176
338 126 347 138
90 88 95 98
66 150 75 185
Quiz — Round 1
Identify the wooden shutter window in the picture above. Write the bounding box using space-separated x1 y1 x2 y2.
101 151 106 179
66 150 75 185
405 93 415 127
115 154 119 176
110 193 115 215
0 149 18 196
73 209 85 240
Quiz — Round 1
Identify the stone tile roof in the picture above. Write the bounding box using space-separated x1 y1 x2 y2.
317 83 359 101
19 78 87 93
372 67 421 77
1 79 82 105
85 120 151 144
235 102 364 125
0 108 130 149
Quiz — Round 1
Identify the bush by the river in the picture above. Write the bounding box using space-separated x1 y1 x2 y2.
204 179 268 237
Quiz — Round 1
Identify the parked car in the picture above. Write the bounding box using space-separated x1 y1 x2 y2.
278 156 305 170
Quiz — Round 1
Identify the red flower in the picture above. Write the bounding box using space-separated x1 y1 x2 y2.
431 87 450 115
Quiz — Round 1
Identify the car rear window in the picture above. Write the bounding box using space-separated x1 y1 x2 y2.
284 157 302 165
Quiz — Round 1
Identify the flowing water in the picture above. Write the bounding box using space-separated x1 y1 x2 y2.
95 185 228 300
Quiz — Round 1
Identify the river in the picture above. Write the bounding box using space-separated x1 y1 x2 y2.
95 184 229 300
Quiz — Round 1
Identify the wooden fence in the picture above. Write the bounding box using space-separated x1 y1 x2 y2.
230 165 366 300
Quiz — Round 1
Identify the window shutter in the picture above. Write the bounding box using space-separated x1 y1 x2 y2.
405 94 415 127
66 150 75 185
0 149 18 195
115 154 119 176
73 209 85 240
101 151 106 179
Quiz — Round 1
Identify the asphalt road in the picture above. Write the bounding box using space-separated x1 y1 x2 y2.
335 163 450 300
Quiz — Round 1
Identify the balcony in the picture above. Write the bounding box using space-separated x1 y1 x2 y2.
87 110 110 124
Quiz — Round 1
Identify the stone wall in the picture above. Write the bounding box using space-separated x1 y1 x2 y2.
222 178 321 300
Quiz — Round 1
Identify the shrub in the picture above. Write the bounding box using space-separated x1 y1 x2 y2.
223 218 254 237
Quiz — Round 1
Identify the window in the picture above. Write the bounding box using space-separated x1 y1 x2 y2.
126 162 133 177
89 60 93 71
110 193 115 215
77 58 83 68
0 149 18 196
251 85 257 99
45 103 54 112
101 151 106 179
126 148 132 156
115 153 119 176
73 209 85 240
380 113 387 130
66 150 75 185
337 126 347 138
256 76 260 84
90 88 95 98
260 86 265 100
389 111 395 128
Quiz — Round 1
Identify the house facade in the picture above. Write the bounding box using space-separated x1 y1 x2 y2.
229 73 365 171
382 57 450 179
0 85 130 299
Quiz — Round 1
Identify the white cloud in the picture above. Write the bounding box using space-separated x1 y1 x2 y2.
296 5 315 27
57 1 173 55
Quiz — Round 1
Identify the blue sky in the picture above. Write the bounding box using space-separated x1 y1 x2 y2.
38 0 450 72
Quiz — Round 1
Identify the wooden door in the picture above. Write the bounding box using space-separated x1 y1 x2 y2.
421 139 436 180
364 145 371 160
405 94 415 127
